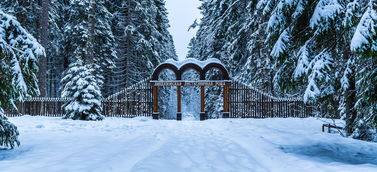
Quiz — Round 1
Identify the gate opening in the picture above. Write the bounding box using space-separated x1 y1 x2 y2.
150 58 232 120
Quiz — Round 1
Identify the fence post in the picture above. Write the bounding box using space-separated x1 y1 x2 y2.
223 82 230 118
200 86 206 120
177 86 182 120
152 84 159 120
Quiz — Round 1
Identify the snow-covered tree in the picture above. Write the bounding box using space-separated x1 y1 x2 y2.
189 0 376 138
349 0 377 141
91 0 117 96
61 0 109 121
0 10 45 148
108 0 176 96
63 0 117 96
45 0 67 97
0 0 48 96
61 60 104 121
0 109 19 149
0 0 40 36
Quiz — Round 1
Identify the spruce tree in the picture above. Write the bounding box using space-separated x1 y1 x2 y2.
45 0 67 97
0 0 40 36
350 0 377 140
64 0 117 95
61 60 104 121
0 10 45 148
110 0 176 95
91 0 117 96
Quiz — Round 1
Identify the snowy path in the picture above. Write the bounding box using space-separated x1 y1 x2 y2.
1 116 377 172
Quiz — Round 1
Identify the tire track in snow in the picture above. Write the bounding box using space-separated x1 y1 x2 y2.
130 121 269 172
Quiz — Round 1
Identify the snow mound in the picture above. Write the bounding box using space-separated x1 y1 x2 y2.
164 58 223 69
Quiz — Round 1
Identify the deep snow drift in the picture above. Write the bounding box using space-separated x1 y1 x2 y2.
1 116 377 172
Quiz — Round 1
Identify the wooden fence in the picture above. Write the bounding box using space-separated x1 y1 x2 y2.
103 79 153 118
5 79 317 119
229 81 314 118
5 79 153 118
5 97 68 117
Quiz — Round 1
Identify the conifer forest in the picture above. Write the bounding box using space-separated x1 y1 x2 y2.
0 1 376 171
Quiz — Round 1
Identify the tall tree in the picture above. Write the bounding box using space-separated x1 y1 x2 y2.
91 0 117 96
0 10 45 148
45 0 67 97
109 0 176 96
38 0 50 97
349 0 377 140
189 0 376 140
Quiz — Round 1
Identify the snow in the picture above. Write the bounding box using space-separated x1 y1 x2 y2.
293 43 309 79
270 29 290 58
1 116 377 172
292 0 305 18
11 55 27 93
163 58 223 69
303 51 333 103
310 0 343 29
350 5 377 52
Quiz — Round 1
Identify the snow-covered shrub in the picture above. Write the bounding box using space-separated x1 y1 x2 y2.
61 60 104 121
0 109 19 149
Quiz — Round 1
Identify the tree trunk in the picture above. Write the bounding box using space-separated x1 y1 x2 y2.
38 0 50 97
345 71 357 136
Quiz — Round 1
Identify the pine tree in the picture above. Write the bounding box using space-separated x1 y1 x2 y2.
0 0 40 36
188 0 261 116
45 0 67 97
350 0 377 140
0 10 45 148
109 0 176 96
91 0 117 96
61 60 104 121
0 0 48 96
64 0 117 94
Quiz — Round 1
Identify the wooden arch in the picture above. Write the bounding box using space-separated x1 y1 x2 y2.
151 60 231 81
150 59 232 121
202 62 231 80
151 63 179 80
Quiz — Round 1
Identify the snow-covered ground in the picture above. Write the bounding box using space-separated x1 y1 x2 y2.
1 116 377 172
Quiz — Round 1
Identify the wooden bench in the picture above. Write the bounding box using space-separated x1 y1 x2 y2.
322 124 343 133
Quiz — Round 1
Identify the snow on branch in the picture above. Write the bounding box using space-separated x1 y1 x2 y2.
271 29 290 58
350 2 377 53
310 0 343 30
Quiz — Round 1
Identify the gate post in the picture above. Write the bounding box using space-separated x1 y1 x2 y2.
152 85 159 119
200 86 206 120
177 86 182 120
223 82 230 118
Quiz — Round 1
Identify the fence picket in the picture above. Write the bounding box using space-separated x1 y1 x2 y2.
229 81 315 118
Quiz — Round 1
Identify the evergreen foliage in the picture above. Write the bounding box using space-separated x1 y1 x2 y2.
64 0 117 93
61 60 104 121
0 10 44 148
109 0 177 96
2 0 176 98
189 0 376 140
349 0 377 141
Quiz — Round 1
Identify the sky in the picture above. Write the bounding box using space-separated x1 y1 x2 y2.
165 0 202 61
